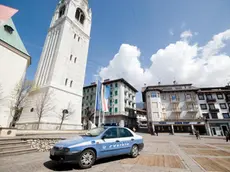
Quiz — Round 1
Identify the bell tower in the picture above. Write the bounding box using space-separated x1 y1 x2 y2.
18 0 92 130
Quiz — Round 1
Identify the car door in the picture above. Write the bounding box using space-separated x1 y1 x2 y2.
117 128 134 155
98 127 120 158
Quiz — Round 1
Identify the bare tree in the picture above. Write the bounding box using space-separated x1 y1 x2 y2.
9 79 33 127
59 102 75 130
35 89 55 130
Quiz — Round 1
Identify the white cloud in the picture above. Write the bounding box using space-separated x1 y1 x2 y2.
98 29 230 93
180 30 193 41
169 29 174 36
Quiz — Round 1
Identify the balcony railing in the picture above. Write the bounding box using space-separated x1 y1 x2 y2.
206 98 216 103
186 107 199 112
170 98 180 103
171 108 182 112
185 96 196 102
209 108 219 113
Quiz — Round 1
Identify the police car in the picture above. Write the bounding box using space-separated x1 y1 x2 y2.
50 126 144 169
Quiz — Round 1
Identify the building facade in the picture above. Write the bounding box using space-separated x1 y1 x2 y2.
17 0 92 130
197 86 230 136
0 19 31 127
82 78 138 128
142 84 206 135
136 109 147 128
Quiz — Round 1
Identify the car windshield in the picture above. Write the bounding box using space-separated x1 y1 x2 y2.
85 127 105 137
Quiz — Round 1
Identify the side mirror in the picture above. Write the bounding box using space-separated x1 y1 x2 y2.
101 135 106 140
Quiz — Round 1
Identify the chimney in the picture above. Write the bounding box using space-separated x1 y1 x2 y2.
158 82 161 85
173 80 177 85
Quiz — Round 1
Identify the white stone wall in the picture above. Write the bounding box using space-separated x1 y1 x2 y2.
0 45 28 127
17 87 82 130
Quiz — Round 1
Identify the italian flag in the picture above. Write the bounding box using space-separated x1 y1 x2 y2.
0 5 18 26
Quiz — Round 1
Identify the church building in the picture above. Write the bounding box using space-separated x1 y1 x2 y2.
0 19 31 127
17 0 92 130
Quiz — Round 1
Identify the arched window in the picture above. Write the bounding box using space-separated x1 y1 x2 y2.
74 57 77 63
65 78 68 86
59 5 66 18
70 80 73 87
75 8 85 25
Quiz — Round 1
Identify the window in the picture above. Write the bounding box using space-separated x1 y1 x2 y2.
115 83 118 87
70 55 72 61
223 113 230 118
206 94 212 100
115 99 118 104
110 92 113 96
4 25 14 34
75 8 85 24
151 92 157 98
59 5 66 18
209 104 215 110
211 113 218 119
91 88 94 91
74 57 77 63
70 80 73 87
220 103 227 109
198 94 205 100
78 37 80 42
90 103 92 106
65 78 68 86
200 104 207 110
86 96 88 100
103 128 118 139
119 128 133 137
74 34 76 39
30 108 34 112
90 95 93 99
217 93 223 99
115 107 118 113
202 113 209 119
109 108 112 113
110 100 112 104
110 84 113 87
115 91 118 96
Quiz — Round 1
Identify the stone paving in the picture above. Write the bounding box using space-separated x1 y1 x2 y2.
0 133 230 172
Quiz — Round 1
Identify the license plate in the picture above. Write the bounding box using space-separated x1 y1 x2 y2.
50 149 55 156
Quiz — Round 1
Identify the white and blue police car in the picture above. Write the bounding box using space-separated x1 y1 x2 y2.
50 126 144 169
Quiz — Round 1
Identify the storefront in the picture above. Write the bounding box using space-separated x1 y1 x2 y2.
208 120 230 136
153 121 206 135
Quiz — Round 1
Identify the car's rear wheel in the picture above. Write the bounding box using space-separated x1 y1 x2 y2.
78 149 96 169
130 144 139 158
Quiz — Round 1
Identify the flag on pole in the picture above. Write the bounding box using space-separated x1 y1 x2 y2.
101 85 110 112
95 80 102 111
0 5 18 26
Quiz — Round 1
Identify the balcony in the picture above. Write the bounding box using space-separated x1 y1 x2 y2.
186 106 198 112
206 98 216 103
170 98 180 103
172 108 182 112
209 108 219 113
185 96 196 103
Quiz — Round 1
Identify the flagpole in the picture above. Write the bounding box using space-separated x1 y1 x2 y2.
94 75 99 125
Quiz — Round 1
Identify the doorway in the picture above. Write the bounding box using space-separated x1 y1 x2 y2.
221 125 228 136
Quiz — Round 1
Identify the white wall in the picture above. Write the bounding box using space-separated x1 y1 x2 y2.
0 45 28 127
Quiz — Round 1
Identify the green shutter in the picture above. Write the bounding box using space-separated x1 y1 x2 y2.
115 107 118 113
115 99 118 104
115 91 118 96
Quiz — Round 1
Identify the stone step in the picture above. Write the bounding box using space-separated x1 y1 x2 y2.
0 144 32 152
0 141 28 147
0 148 38 157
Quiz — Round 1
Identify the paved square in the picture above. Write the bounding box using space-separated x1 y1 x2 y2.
120 154 185 169
0 134 230 172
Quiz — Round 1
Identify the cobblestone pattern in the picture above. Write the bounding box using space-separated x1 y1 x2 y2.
26 139 61 152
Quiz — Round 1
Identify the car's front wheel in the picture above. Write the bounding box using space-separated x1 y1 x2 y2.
78 149 96 169
130 144 139 158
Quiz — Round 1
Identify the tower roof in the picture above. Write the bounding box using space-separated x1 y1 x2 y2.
0 18 29 56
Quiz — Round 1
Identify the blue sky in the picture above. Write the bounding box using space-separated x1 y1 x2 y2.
2 0 230 91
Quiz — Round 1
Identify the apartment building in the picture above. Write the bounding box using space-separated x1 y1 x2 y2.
142 83 206 135
136 109 147 127
82 78 138 128
197 86 230 136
